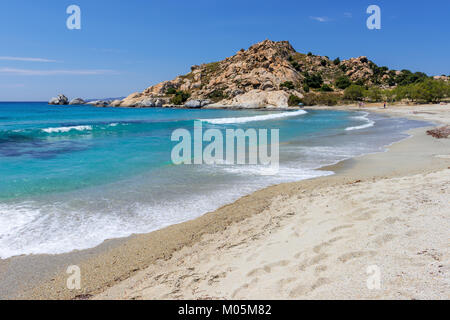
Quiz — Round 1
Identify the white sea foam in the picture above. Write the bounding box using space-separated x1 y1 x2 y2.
345 112 375 131
42 125 93 133
202 110 307 124
0 164 330 259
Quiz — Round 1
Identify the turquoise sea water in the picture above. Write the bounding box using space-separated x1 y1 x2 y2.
0 102 429 258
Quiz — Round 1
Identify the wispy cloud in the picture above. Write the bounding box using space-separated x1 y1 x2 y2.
344 12 352 18
0 56 58 63
0 68 117 76
0 83 25 88
310 16 330 23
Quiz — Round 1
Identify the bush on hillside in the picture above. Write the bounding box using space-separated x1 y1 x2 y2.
166 88 177 95
320 84 334 92
335 76 352 89
280 81 295 90
301 92 341 106
304 73 323 89
170 90 191 105
288 95 303 106
344 85 365 101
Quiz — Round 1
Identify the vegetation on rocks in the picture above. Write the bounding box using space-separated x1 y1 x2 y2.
170 90 191 105
116 40 449 108
288 94 303 106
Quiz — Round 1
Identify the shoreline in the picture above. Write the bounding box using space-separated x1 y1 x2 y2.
1 104 449 300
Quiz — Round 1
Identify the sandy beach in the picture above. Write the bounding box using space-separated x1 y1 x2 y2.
2 104 449 300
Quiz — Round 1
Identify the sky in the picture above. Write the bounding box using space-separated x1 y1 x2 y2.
0 0 449 101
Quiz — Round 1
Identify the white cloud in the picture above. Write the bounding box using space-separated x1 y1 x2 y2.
310 16 330 23
0 56 57 63
0 83 25 88
0 68 117 76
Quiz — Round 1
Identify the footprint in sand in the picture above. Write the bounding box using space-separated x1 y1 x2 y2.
313 236 345 253
373 233 397 246
246 260 290 277
338 250 376 263
297 253 329 271
330 224 354 233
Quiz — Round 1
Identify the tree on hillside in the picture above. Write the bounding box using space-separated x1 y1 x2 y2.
344 85 365 101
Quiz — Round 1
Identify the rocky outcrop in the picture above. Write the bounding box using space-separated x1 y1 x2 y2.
88 100 109 107
220 90 293 108
69 98 86 105
110 39 417 108
49 94 69 105
184 99 211 108
110 100 122 107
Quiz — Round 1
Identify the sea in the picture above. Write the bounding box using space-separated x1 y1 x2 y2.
0 102 429 258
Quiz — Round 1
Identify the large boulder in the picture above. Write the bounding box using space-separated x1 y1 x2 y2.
226 90 294 108
69 98 85 105
49 94 69 105
88 100 109 107
135 99 156 108
184 99 211 108
110 99 122 107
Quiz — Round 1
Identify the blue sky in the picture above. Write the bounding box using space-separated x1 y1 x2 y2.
0 0 449 101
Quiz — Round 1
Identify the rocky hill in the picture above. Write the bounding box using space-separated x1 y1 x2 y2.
112 40 445 108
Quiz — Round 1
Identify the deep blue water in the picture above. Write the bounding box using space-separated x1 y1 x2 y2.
0 102 429 258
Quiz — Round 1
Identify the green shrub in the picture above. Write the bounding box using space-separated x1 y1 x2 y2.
365 87 382 102
339 64 348 72
207 89 226 102
344 85 365 101
320 59 327 66
320 84 334 92
395 70 428 86
307 52 313 56
280 81 295 90
333 57 341 65
166 88 177 95
170 90 191 105
301 93 341 106
288 95 303 106
291 61 302 72
335 76 352 89
303 84 310 93
304 73 323 89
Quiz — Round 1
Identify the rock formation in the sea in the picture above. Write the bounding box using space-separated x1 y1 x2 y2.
49 94 69 105
112 39 444 108
87 100 109 107
69 98 86 105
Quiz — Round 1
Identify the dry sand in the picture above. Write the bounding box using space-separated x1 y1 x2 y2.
3 104 450 300
96 169 450 300
95 104 450 300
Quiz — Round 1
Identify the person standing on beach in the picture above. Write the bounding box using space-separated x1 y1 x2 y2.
384 102 387 109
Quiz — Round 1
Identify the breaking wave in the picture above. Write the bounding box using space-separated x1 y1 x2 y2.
201 110 307 124
345 112 375 131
